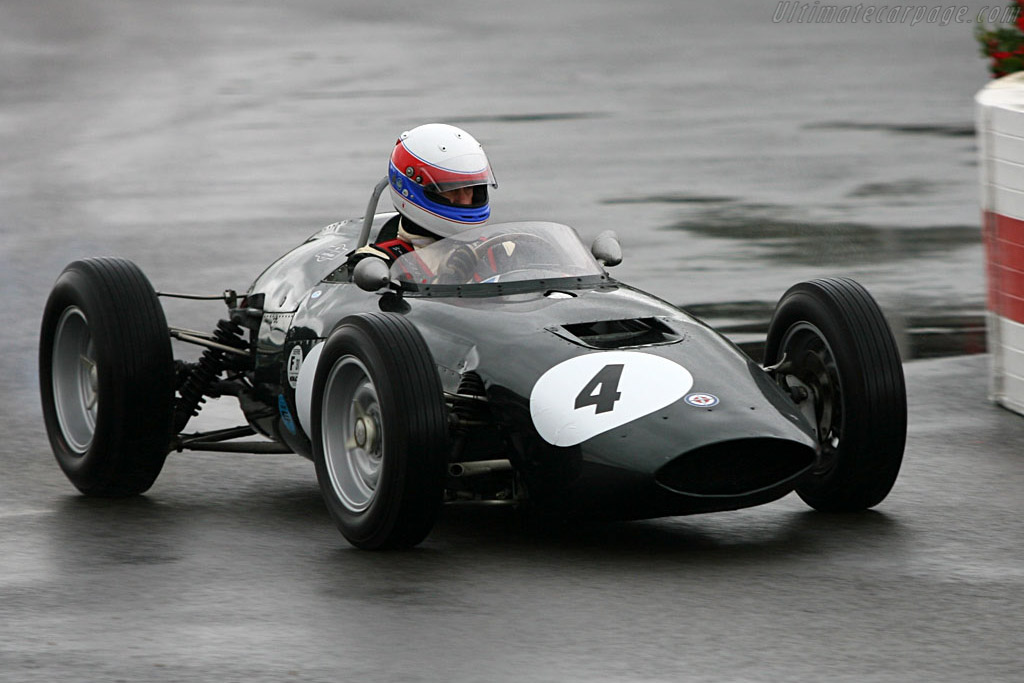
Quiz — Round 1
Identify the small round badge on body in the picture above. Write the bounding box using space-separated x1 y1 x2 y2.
684 393 719 407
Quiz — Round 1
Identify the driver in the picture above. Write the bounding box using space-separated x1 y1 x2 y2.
351 123 498 273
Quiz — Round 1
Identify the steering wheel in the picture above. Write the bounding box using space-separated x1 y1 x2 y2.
469 232 558 269
442 232 560 284
470 232 553 254
480 266 582 283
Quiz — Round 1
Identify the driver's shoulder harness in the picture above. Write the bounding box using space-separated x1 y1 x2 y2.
351 215 414 263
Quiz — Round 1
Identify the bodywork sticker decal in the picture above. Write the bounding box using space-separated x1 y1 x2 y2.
287 345 304 388
278 395 297 435
685 393 720 407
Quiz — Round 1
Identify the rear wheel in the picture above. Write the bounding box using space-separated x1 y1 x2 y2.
312 312 448 549
39 258 175 496
764 277 906 511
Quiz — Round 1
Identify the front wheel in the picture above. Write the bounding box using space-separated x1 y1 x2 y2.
764 277 906 511
311 312 449 549
39 258 175 496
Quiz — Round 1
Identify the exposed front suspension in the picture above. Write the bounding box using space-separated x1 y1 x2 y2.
172 318 250 432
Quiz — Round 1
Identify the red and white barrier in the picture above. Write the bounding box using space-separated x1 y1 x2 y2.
977 73 1024 415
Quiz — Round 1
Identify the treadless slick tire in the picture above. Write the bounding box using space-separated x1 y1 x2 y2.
764 277 906 511
39 258 175 496
312 312 449 549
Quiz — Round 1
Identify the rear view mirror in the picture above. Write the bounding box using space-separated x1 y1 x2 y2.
591 230 622 267
353 257 392 291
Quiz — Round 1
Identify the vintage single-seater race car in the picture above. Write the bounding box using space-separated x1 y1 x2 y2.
39 195 907 549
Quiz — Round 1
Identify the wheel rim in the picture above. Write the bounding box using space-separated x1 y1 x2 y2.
52 306 98 455
321 355 384 513
777 322 843 475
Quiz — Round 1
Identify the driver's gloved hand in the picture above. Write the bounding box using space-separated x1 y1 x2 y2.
446 244 477 283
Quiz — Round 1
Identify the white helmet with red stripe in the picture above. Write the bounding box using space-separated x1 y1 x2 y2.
388 123 497 238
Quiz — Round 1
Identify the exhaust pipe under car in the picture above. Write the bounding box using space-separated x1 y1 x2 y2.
447 459 513 478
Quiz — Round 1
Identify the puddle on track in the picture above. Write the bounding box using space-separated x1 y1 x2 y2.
664 206 979 268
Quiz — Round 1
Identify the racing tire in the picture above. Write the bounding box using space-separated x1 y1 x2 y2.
39 258 175 496
311 312 448 549
764 277 906 511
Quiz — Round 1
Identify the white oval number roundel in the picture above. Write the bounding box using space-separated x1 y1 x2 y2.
529 351 693 447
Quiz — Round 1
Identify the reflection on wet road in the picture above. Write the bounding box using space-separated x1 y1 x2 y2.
653 201 977 267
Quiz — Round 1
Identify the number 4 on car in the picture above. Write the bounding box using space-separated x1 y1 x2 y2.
575 364 624 413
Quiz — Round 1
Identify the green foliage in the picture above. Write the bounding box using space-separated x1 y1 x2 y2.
977 2 1024 77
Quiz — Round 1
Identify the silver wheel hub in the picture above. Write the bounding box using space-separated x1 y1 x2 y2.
321 355 385 513
52 306 97 455
778 321 843 474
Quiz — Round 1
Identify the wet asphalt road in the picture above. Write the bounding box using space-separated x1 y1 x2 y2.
2 1 1024 681
4 357 1024 682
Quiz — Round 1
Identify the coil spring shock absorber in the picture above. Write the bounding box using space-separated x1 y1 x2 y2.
173 319 248 432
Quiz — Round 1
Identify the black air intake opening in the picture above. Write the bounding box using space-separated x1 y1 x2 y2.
562 317 680 349
656 439 816 497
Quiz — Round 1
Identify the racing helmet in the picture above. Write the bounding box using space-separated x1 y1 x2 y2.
388 123 497 238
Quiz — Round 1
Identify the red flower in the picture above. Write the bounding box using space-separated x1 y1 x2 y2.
994 51 1013 59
